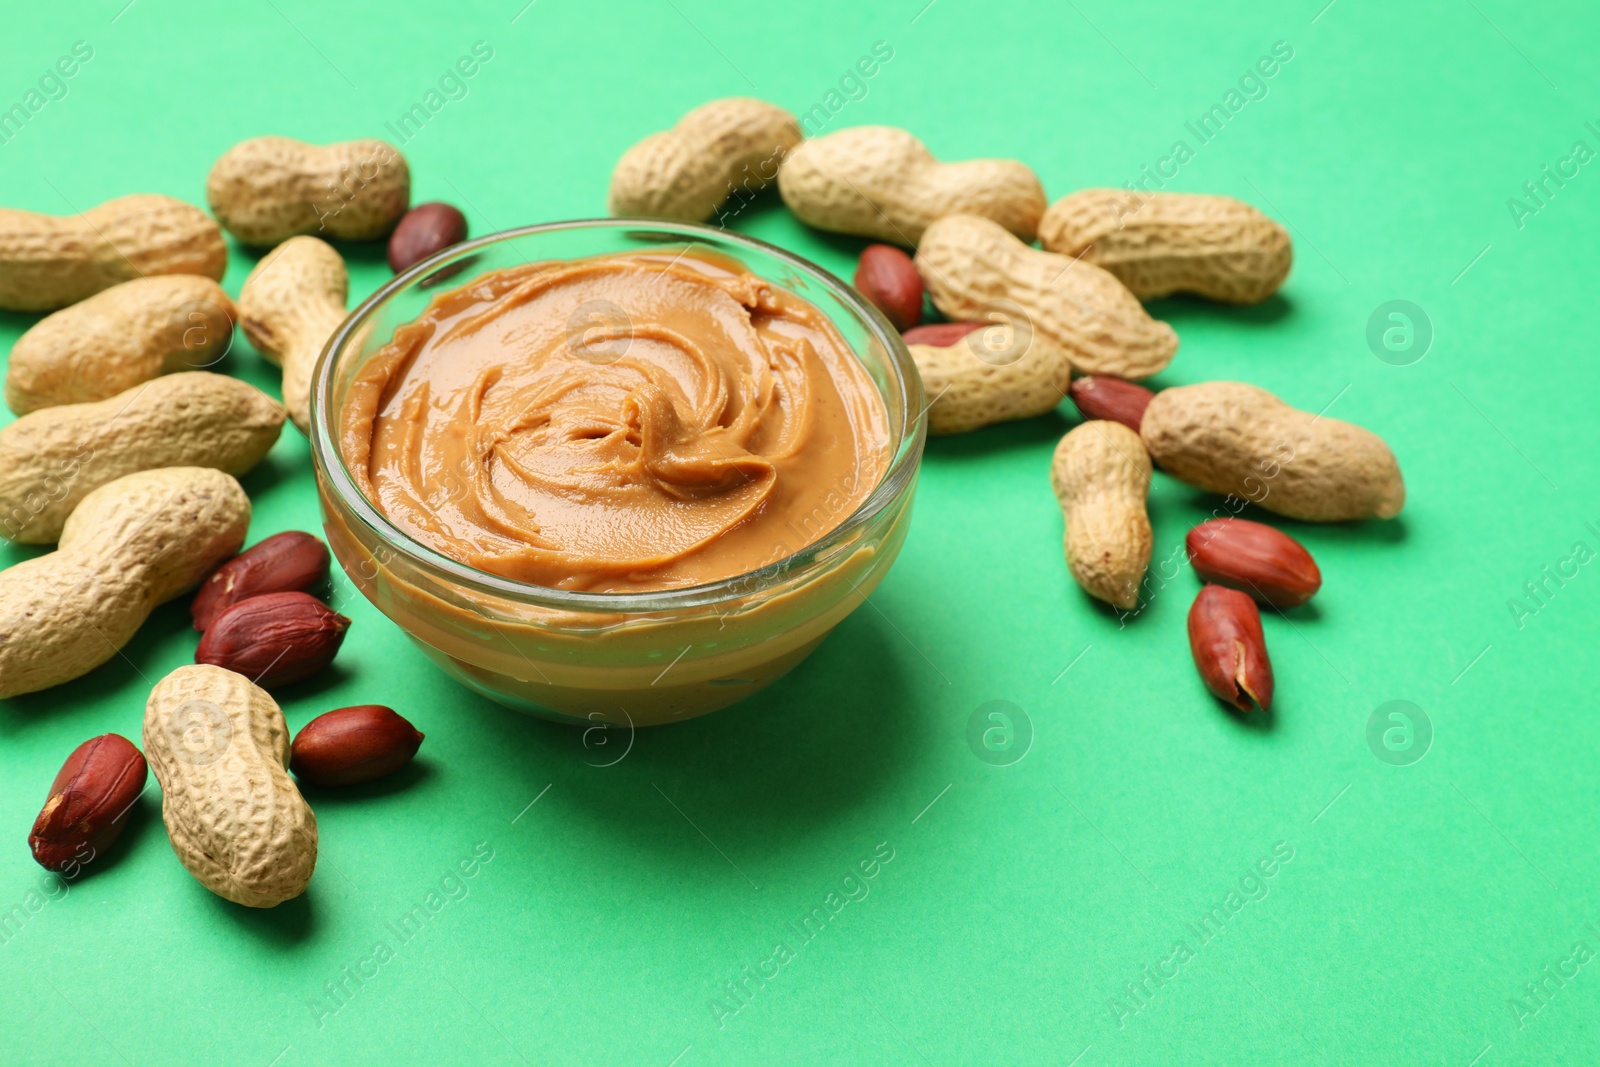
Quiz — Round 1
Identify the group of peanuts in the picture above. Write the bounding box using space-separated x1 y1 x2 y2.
25 521 425 907
2 136 448 906
608 96 1406 713
0 133 456 700
3 94 1408 910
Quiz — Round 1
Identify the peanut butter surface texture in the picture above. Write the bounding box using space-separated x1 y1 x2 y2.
340 251 890 592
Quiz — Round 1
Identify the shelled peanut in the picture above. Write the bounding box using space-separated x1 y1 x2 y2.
192 531 331 630
29 734 147 874
855 244 923 331
388 202 469 273
1188 584 1274 713
1068 377 1156 435
1187 518 1321 609
291 705 424 787
195 592 350 687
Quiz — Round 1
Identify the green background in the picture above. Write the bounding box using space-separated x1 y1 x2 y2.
2 0 1596 1063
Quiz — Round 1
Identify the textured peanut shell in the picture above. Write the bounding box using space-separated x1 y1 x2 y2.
1141 381 1405 521
0 468 250 697
608 97 803 222
6 276 236 414
143 664 317 907
238 236 348 432
916 214 1178 380
909 324 1071 435
206 137 410 246
0 194 227 312
1039 190 1292 304
1051 421 1153 610
0 373 283 544
778 126 1046 245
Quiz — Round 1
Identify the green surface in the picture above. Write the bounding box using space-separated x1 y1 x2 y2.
2 1 1597 1063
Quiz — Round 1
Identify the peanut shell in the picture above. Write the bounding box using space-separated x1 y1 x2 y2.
1039 190 1292 304
1141 381 1404 522
143 664 317 907
779 126 1045 245
0 373 282 544
1051 420 1153 610
0 194 226 312
916 214 1178 380
0 468 251 697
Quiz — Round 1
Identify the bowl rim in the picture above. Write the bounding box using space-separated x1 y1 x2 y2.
308 217 927 614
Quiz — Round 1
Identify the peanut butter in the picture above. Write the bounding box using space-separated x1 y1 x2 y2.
339 250 890 592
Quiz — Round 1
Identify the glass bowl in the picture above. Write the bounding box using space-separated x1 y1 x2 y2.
309 219 926 726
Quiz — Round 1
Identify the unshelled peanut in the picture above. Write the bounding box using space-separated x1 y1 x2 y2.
0 194 226 312
0 468 250 698
5 275 235 414
1140 381 1405 521
143 664 317 907
238 236 348 432
1050 421 1153 610
0 373 282 544
608 97 802 223
206 136 410 246
915 214 1179 380
909 323 1072 435
1039 190 1292 304
779 126 1046 245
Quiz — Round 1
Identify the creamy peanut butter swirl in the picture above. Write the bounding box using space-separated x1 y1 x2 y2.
340 251 890 592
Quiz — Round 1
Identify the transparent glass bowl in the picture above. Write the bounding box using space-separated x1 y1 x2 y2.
309 220 926 725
